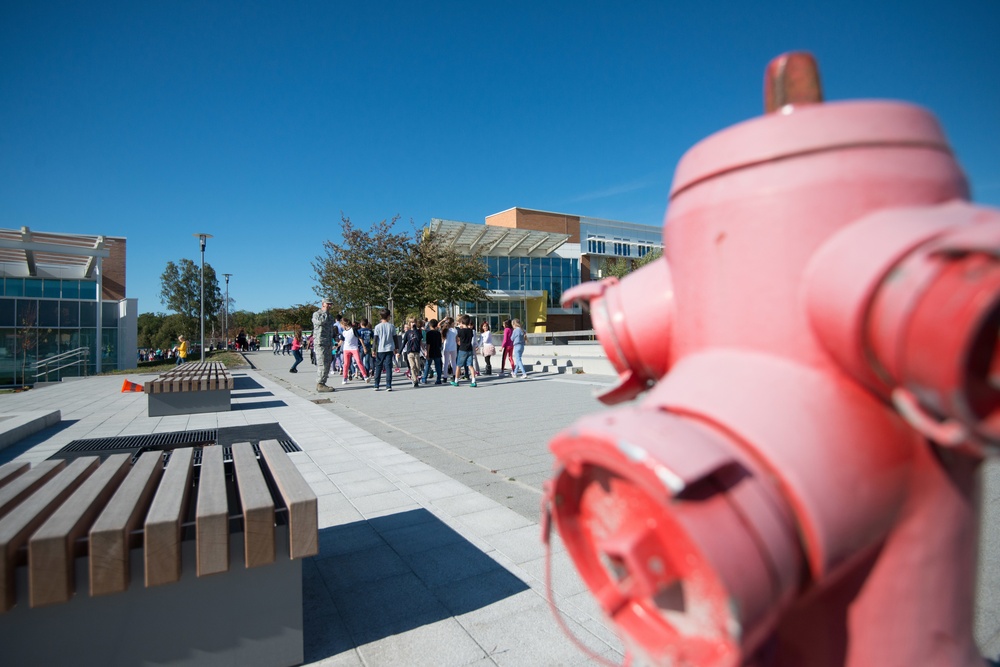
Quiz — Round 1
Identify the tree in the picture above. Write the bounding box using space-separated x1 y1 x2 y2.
138 312 190 351
159 259 224 333
314 214 494 324
599 248 663 280
312 215 417 321
271 304 316 331
411 230 490 309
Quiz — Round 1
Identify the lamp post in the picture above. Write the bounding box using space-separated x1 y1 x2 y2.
521 264 528 332
193 233 213 362
223 273 232 350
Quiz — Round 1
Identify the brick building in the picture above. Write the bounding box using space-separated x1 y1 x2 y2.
429 207 662 332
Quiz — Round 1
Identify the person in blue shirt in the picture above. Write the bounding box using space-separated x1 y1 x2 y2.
510 319 527 379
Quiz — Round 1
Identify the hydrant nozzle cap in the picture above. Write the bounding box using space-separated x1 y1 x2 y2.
765 52 824 114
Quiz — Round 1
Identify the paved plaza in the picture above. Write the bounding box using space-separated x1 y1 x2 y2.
1 349 999 664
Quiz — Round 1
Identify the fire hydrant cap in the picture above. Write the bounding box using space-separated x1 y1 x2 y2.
669 101 951 200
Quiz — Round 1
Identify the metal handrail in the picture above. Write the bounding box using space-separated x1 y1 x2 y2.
33 347 91 382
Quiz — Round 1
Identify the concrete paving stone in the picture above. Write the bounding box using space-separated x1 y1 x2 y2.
413 477 477 501
461 601 610 667
430 491 504 518
431 566 534 619
352 489 422 516
381 459 434 476
518 549 591 600
406 539 512 589
327 465 387 485
456 506 536 537
303 652 366 667
394 468 455 490
336 476 400 498
317 494 365 528
309 478 340 497
356 617 487 667
316 543 413 592
378 516 468 557
336 572 452 646
486 524 548 565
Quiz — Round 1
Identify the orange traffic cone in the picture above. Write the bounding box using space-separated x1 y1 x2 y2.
121 379 145 393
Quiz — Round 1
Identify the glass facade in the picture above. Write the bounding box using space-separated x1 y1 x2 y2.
0 276 117 386
580 217 662 258
458 255 580 332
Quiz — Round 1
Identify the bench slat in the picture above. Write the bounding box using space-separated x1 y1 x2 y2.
144 447 194 587
0 460 66 520
89 451 164 596
0 462 29 490
232 442 275 568
0 461 31 494
28 454 131 607
195 446 229 577
259 441 318 560
0 457 99 611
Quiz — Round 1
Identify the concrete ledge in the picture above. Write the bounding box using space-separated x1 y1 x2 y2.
0 410 61 452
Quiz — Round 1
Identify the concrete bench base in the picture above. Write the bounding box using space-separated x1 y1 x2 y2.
147 389 232 417
0 531 302 667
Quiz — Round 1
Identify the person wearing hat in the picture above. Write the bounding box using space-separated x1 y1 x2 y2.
312 297 337 392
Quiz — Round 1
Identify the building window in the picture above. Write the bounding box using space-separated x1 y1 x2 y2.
612 239 631 257
587 237 606 254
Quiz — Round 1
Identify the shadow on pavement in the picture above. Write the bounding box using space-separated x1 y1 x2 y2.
232 400 287 411
0 419 79 465
229 390 274 399
304 508 530 659
232 375 264 390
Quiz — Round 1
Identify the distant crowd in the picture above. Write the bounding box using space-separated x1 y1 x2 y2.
307 302 529 393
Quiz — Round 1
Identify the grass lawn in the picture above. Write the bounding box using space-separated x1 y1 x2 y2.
104 350 251 376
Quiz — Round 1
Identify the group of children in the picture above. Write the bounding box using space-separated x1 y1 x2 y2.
397 314 529 388
292 312 530 390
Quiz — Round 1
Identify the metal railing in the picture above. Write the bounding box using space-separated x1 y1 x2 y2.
33 347 91 383
525 329 597 345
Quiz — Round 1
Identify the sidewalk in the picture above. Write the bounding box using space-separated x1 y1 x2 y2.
0 355 625 667
2 350 999 663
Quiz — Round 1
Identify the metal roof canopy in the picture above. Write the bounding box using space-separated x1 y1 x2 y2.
429 219 569 257
0 226 112 278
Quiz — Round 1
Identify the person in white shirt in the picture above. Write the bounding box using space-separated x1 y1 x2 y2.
340 321 370 384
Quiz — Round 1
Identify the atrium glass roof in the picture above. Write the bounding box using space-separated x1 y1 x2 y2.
0 227 114 278
428 219 569 257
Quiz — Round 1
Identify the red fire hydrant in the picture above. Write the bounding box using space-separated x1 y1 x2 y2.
546 53 1000 667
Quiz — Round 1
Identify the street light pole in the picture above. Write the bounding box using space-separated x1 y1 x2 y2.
223 273 232 350
193 233 213 362
521 264 527 333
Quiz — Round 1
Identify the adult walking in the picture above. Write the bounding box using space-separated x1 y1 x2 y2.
312 298 336 393
372 309 397 392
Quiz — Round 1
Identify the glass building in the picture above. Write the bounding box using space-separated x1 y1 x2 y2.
429 208 661 333
0 228 137 387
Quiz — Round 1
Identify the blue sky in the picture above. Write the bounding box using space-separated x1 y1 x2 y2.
2 1 998 314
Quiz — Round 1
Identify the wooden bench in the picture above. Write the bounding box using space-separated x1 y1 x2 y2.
144 361 234 417
0 440 318 667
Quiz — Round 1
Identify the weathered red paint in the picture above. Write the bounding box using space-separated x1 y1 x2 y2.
550 52 995 666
